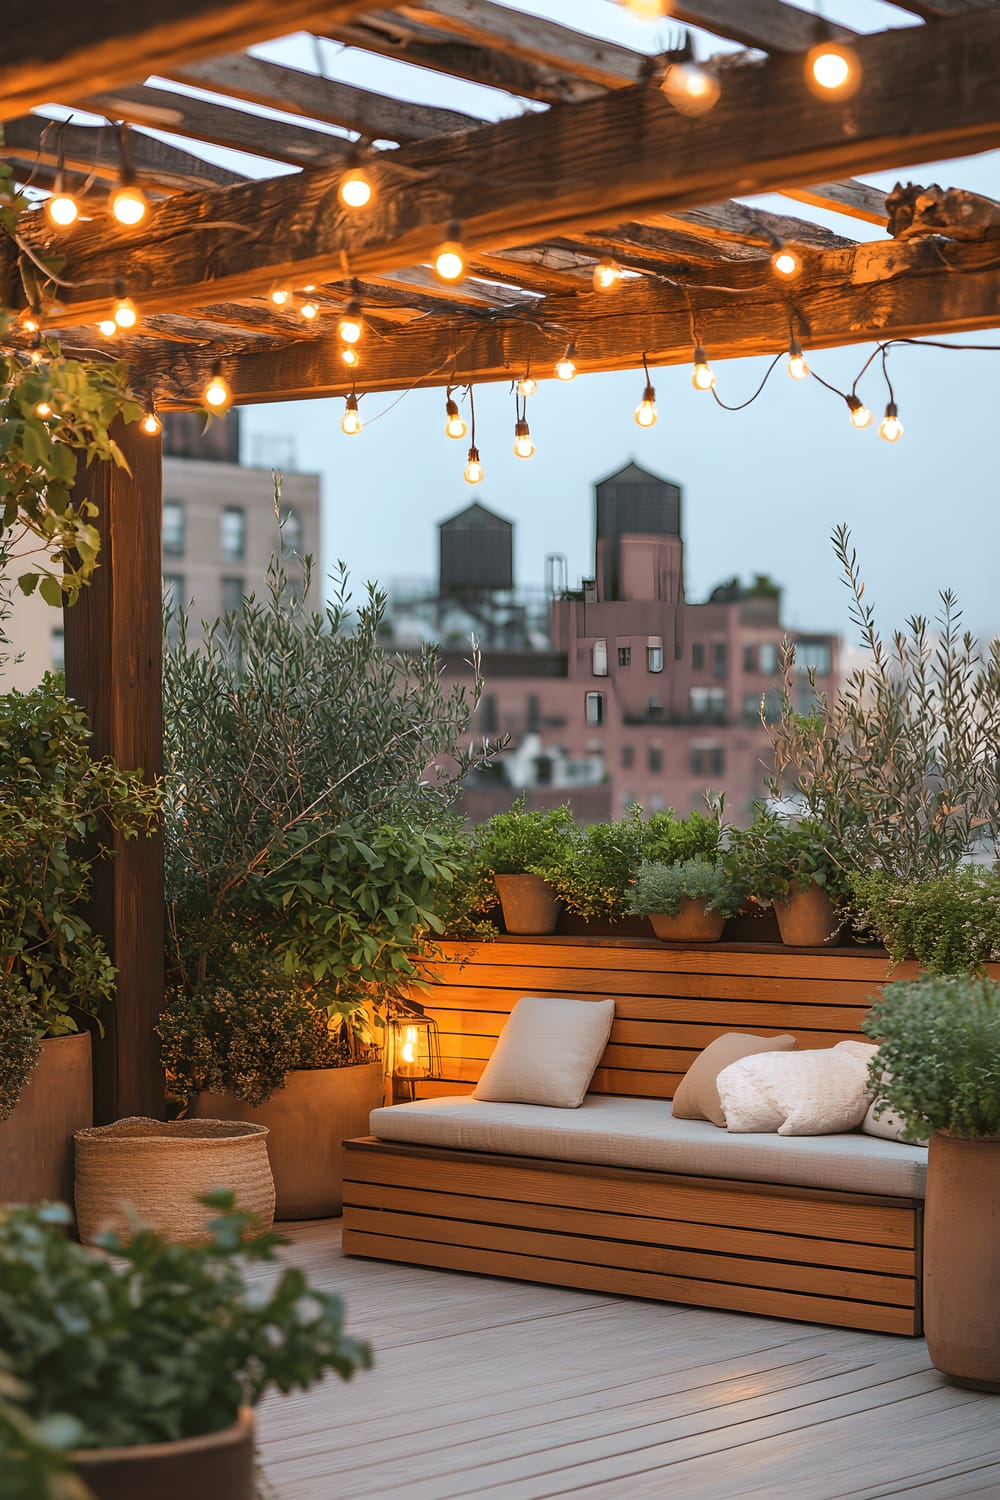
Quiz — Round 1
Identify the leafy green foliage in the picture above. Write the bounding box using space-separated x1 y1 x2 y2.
861 975 1000 1139
0 1359 89 1500
849 865 1000 975
474 795 575 878
768 525 1000 878
641 807 722 865
0 977 41 1121
0 1194 372 1450
629 859 746 918
725 811 850 904
0 680 159 1047
548 805 645 921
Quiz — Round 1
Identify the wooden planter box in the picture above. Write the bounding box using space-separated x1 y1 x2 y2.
0 1032 92 1206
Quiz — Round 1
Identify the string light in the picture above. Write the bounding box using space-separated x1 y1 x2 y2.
109 124 149 226
634 355 657 427
661 61 721 115
338 165 375 210
140 407 162 436
337 300 363 344
203 362 232 412
787 339 810 380
340 345 360 368
771 247 801 278
555 343 577 381
45 181 79 228
299 298 320 320
270 287 292 307
97 318 117 338
444 394 467 440
513 419 534 459
35 400 54 419
691 345 716 391
846 394 873 429
879 401 903 442
341 390 362 436
805 35 862 100
517 370 537 398
112 296 139 330
621 0 672 16
464 445 483 483
17 309 40 334
433 222 465 282
593 258 623 292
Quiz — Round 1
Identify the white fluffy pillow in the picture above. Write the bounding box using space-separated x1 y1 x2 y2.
716 1041 879 1136
473 995 615 1108
862 1065 929 1146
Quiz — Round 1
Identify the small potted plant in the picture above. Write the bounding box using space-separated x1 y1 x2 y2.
862 975 1000 1389
641 805 723 865
546 804 647 934
726 812 849 946
0 1192 371 1499
629 858 746 943
474 796 576 934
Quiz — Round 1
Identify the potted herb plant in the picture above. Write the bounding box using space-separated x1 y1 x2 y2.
862 975 1000 1389
726 811 849 947
629 858 746 942
849 865 1000 974
547 804 647 934
474 796 575 934
0 1192 371 1498
641 804 723 865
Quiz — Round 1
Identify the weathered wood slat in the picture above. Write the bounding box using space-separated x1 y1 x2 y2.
5 115 245 192
425 1000 874 1035
420 962 886 1000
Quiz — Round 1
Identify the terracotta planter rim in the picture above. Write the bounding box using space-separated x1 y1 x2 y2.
72 1407 254 1467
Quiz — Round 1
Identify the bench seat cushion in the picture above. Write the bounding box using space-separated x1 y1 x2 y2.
369 1094 927 1199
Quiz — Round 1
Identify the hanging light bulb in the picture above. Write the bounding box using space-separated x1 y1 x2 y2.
45 186 79 229
517 371 537 398
846 394 873 429
786 339 810 381
623 0 671 16
337 300 363 344
433 222 465 282
338 166 374 210
140 407 162 436
661 61 720 116
444 398 467 440
97 318 117 338
592 258 623 293
341 392 362 436
805 38 862 100
691 345 716 391
112 296 139 330
203 362 232 412
464 445 484 484
879 401 903 442
35 400 54 419
513 418 535 459
555 344 577 381
634 383 657 428
771 247 801 279
340 344 360 368
299 298 320 321
109 182 149 227
270 287 292 308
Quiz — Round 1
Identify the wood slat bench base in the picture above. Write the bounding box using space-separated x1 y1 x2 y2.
343 1138 924 1338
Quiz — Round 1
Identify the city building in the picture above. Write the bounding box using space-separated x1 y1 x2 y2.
424 462 839 826
1 412 321 686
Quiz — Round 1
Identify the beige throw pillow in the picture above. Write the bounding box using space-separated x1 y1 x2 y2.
862 1065 929 1146
717 1040 879 1136
671 1032 797 1128
473 996 615 1108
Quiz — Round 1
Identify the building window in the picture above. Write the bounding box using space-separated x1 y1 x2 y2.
713 642 727 678
162 499 185 557
648 695 664 719
743 644 756 674
622 744 635 768
526 693 541 732
480 694 497 734
592 638 608 676
280 504 303 555
648 745 662 773
796 639 832 676
647 637 663 673
617 644 631 668
690 747 704 776
585 691 604 725
711 746 725 776
221 576 245 616
689 686 727 722
743 693 762 724
220 506 246 561
691 642 704 671
50 628 65 672
759 641 780 674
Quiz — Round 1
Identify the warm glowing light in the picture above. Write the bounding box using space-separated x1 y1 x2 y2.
464 445 484 484
445 399 466 440
787 341 810 380
401 1027 418 1067
18 311 39 334
35 400 53 419
45 191 79 228
661 62 720 116
879 402 903 442
340 345 360 368
110 183 149 226
846 395 872 429
513 419 535 459
806 41 861 99
204 366 232 411
341 393 362 436
634 383 657 428
112 297 138 330
337 301 363 343
300 299 320 320
141 409 162 436
433 239 465 282
555 350 577 381
771 248 801 278
338 167 374 210
691 346 715 391
592 258 622 292
270 287 292 307
97 319 117 338
517 374 537 397
623 0 671 16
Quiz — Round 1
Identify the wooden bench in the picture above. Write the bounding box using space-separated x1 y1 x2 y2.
343 939 925 1336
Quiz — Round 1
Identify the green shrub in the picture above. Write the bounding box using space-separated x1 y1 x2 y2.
725 811 850 904
0 979 40 1122
849 865 1000 974
549 806 645 921
0 1357 89 1500
641 807 722 865
0 1194 371 1451
629 859 746 918
861 975 1000 1139
474 796 575 878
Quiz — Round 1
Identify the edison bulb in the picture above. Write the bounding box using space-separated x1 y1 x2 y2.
110 184 149 226
340 345 360 368
270 288 291 307
691 350 715 391
555 355 577 382
445 400 466 440
300 300 319 320
806 42 861 99
848 397 872 429
593 259 622 292
337 302 363 343
771 249 801 278
98 318 117 338
660 63 720 116
45 192 79 228
341 396 362 436
204 372 231 410
517 374 537 397
787 342 809 380
879 404 903 442
433 240 465 282
634 385 657 427
18 311 39 334
513 421 534 459
464 447 483 484
338 167 374 209
35 400 53 419
141 410 162 435
112 297 138 330
624 0 671 16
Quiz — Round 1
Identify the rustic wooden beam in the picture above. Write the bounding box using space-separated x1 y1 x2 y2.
168 49 479 142
781 180 888 227
638 203 857 251
0 1 370 123
886 0 998 18
127 239 1000 407
4 115 244 193
27 10 1000 330
63 416 165 1122
671 2 856 51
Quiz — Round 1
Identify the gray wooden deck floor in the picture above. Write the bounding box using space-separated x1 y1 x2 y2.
256 1222 1000 1500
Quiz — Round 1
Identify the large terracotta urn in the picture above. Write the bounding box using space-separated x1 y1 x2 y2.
923 1133 1000 1390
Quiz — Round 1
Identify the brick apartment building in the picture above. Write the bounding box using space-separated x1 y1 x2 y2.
422 462 839 826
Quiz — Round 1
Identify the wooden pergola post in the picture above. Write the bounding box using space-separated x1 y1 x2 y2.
64 416 165 1122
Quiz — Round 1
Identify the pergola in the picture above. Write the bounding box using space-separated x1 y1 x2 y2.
3 0 999 1120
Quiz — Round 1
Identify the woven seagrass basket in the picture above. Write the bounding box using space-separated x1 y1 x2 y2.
74 1116 275 1245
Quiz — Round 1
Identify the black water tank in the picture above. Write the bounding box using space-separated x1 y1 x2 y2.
439 502 513 594
595 461 681 600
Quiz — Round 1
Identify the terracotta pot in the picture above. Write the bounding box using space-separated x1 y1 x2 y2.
648 900 726 944
924 1133 1000 1390
0 1032 92 1206
494 873 561 935
73 1408 255 1500
774 883 841 947
193 1061 384 1219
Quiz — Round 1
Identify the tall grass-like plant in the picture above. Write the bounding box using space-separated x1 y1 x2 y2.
767 525 1000 878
